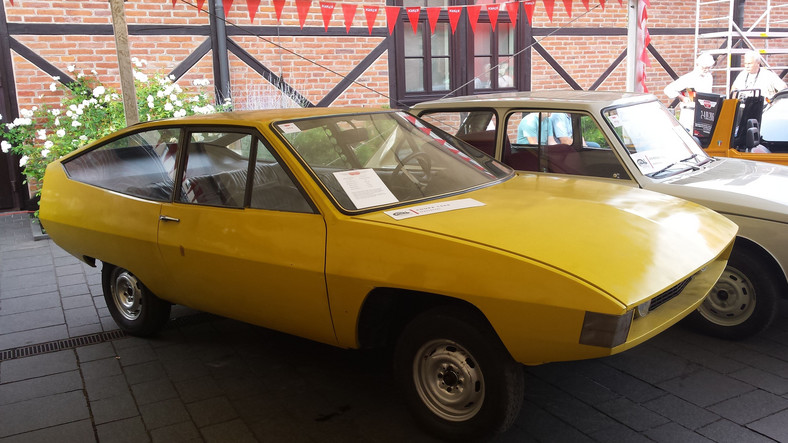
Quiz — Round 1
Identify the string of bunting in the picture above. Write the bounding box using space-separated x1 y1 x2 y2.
174 0 625 34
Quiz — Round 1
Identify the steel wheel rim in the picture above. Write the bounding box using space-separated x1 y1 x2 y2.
698 265 756 326
111 269 143 321
412 339 485 422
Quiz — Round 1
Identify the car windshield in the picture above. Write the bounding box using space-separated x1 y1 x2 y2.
275 111 512 211
603 101 711 178
761 97 788 142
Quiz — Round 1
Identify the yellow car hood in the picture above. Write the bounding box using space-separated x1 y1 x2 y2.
357 173 737 306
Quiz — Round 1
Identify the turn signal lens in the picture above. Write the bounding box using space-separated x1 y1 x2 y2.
579 310 634 348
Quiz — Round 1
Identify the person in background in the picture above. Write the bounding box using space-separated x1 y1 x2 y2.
664 53 715 103
731 50 787 100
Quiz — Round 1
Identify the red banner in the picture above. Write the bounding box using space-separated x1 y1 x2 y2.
364 5 379 35
406 7 421 35
599 0 605 10
561 0 572 17
222 0 234 17
385 6 399 35
581 0 590 11
506 1 520 26
320 2 335 31
447 6 462 34
296 0 311 28
273 0 285 21
427 7 441 35
246 0 261 22
466 5 481 34
522 0 534 24
543 0 555 22
486 4 500 31
342 3 356 33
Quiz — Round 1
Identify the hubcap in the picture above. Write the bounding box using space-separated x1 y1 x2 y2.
698 265 756 326
413 339 484 422
112 269 143 321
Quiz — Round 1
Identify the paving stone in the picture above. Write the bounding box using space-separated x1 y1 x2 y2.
583 359 665 403
0 370 82 406
124 360 168 385
658 369 754 407
2 264 54 278
199 418 257 443
726 347 788 378
91 392 140 425
0 391 90 437
644 394 720 430
77 343 119 363
522 379 617 434
53 255 82 267
55 263 85 277
131 378 179 405
174 375 225 403
643 422 714 443
59 283 91 297
150 421 201 443
186 396 239 427
61 294 94 310
0 283 58 299
708 389 788 425
84 374 130 401
697 419 776 443
728 367 788 396
514 401 595 443
0 324 69 351
139 398 191 430
0 307 65 335
64 306 99 327
67 322 104 337
0 419 95 443
595 397 671 432
1 272 57 292
587 421 655 443
1 254 53 271
57 273 86 287
116 342 157 367
0 350 77 383
96 416 150 443
0 292 61 315
80 357 122 380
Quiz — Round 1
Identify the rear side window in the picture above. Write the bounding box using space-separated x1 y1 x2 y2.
64 128 181 201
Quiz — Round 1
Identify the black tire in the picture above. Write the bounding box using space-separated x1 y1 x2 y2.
102 264 171 336
394 306 524 441
686 245 780 339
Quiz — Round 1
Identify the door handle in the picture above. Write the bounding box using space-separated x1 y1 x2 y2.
159 215 180 223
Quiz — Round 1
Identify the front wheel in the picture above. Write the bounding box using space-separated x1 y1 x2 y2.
102 264 171 336
394 306 524 441
687 246 780 339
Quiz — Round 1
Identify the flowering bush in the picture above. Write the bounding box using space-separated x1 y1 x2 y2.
1 60 229 197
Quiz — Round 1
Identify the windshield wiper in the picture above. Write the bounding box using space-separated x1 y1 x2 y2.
647 154 703 178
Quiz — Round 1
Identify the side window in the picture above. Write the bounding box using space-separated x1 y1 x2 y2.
419 110 497 157
505 112 628 179
63 128 180 201
179 132 252 208
249 140 313 213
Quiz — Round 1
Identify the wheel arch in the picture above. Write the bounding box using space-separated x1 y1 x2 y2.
733 235 788 298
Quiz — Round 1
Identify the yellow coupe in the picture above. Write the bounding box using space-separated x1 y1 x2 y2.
39 108 736 440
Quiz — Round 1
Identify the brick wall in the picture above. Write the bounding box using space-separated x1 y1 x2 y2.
3 0 786 114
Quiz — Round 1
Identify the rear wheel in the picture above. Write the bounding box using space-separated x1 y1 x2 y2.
688 246 780 339
102 264 171 336
394 306 524 441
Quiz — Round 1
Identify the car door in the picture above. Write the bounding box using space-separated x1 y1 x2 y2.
156 129 336 345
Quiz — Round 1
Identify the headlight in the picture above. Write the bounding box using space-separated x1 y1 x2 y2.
579 310 633 348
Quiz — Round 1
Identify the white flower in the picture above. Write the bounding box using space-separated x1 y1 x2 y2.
52 76 60 81
164 102 174 111
55 117 61 126
66 110 73 117
56 129 66 137
76 108 83 115
146 95 154 103
44 140 54 149
169 94 177 102
168 75 176 81
69 104 78 112
174 109 187 118
148 102 154 109
77 72 84 79
41 149 50 157
12 117 32 126
79 135 88 141
67 65 75 72
19 155 28 167
91 70 98 75
192 78 210 87
92 86 106 97
51 109 61 116
133 71 148 82
37 129 47 140
49 83 57 92
174 100 183 108
72 120 82 127
1 140 11 153
20 108 34 118
156 90 165 98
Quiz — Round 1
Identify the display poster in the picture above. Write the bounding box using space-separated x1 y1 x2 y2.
334 169 398 209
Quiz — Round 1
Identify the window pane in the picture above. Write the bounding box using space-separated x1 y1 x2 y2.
63 128 181 202
404 27 423 57
498 23 514 55
180 132 253 208
406 59 425 92
474 57 492 89
431 58 450 91
250 140 313 213
474 23 492 55
420 110 498 157
431 24 449 57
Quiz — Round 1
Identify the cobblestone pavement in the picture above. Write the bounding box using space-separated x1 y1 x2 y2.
2 212 788 442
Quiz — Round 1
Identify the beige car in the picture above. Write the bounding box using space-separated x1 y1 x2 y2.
412 90 788 340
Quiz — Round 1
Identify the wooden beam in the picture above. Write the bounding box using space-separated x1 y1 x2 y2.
108 0 139 126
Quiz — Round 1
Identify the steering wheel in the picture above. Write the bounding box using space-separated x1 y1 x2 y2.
392 151 433 189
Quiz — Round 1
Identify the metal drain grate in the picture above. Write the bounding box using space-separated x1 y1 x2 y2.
0 330 127 362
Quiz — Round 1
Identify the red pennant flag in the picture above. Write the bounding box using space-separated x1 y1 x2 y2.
296 0 311 28
406 7 421 34
581 0 590 11
506 2 520 25
543 0 554 22
246 0 261 22
561 0 572 17
618 0 623 5
486 4 500 31
342 4 357 33
222 0 234 17
427 7 441 35
599 0 605 10
385 6 399 35
196 0 206 10
448 7 462 34
364 5 380 35
9 0 12 5
466 5 481 34
172 0 177 8
273 0 285 21
320 2 335 31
